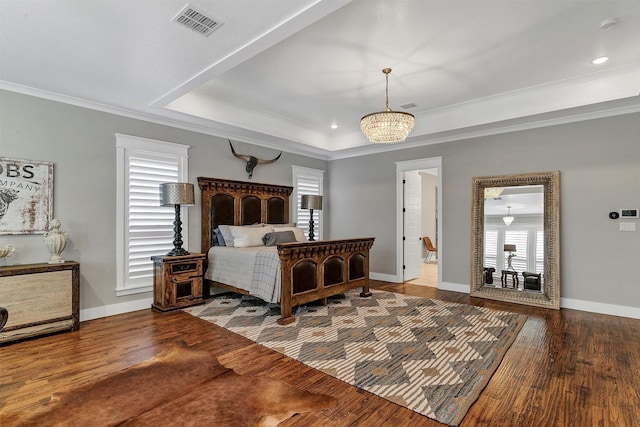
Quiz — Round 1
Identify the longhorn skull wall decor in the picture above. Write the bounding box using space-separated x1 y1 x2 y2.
229 140 282 179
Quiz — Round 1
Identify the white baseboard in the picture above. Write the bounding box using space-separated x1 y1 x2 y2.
78 288 639 322
561 297 640 319
80 297 152 322
427 282 640 319
370 272 401 282
440 281 470 293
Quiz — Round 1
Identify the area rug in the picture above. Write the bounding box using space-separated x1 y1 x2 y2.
186 289 527 426
0 343 337 427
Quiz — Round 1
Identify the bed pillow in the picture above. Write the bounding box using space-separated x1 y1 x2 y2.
272 226 307 242
218 224 264 246
217 225 235 247
213 228 226 246
230 225 274 248
262 230 297 246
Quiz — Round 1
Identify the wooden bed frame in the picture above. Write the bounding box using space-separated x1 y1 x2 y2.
198 177 374 325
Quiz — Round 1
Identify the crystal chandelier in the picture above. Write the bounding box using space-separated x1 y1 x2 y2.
360 68 415 144
484 187 503 199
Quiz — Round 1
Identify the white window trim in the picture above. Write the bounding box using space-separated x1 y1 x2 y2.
116 134 190 296
292 165 324 240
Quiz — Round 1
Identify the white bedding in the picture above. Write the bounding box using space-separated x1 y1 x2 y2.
205 246 281 303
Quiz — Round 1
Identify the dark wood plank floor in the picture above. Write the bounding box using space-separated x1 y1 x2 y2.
1 280 639 426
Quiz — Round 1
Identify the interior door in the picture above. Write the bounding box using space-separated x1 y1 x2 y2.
403 171 421 281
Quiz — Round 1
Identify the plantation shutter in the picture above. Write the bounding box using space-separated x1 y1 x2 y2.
127 155 179 285
292 166 324 241
116 135 189 295
484 230 498 270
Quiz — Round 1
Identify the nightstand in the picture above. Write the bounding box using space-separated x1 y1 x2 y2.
151 253 205 312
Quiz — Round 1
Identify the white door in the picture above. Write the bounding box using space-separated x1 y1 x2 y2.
403 171 422 281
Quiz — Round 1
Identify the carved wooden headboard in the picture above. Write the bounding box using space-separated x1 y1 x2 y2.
197 177 293 254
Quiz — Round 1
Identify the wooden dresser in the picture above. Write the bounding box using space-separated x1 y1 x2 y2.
0 261 80 344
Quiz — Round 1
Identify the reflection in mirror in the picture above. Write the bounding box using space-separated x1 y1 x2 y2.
483 185 544 293
471 172 560 309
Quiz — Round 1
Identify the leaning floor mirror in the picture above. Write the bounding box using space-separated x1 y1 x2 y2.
470 171 560 309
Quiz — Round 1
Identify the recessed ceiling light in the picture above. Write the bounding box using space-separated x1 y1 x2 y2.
592 56 609 65
330 123 338 129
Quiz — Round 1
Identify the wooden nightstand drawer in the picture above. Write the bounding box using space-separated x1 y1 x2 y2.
170 262 199 274
151 254 205 312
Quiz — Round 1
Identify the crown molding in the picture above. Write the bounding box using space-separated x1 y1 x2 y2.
3 79 638 163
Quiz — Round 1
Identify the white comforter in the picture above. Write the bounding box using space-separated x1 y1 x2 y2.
205 246 281 303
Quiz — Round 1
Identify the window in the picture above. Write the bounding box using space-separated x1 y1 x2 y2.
292 166 324 240
484 230 498 270
484 217 543 273
116 134 190 296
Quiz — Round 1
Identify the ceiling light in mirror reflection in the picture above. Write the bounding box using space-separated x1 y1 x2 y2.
484 185 544 216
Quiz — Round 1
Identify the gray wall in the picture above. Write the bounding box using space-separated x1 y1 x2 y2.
0 90 328 313
329 112 640 309
2 89 639 313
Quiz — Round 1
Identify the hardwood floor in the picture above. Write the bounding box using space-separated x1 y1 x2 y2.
1 281 639 426
407 262 438 287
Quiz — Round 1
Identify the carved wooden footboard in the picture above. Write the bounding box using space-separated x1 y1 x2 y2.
276 237 375 325
198 177 375 324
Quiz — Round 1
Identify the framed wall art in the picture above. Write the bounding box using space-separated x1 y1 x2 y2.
0 157 54 235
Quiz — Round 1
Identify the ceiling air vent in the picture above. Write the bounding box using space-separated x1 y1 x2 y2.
400 102 417 110
173 4 223 37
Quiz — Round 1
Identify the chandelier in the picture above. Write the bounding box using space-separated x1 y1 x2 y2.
503 206 514 227
484 187 503 199
360 68 415 144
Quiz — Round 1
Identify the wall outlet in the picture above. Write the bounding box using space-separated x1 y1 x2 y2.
619 222 636 232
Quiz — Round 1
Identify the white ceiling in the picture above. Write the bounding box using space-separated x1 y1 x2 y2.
485 185 544 216
1 0 639 159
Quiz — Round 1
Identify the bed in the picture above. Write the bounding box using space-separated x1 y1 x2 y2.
198 177 375 325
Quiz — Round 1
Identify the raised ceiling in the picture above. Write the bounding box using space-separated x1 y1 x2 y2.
1 0 639 159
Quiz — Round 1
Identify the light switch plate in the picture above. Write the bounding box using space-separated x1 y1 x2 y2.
620 222 636 232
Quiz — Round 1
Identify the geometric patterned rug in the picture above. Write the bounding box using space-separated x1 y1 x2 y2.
185 289 526 426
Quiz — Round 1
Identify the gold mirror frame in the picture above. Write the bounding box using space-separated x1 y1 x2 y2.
470 171 560 309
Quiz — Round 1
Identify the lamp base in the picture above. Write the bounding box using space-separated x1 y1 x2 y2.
308 210 315 241
166 247 190 257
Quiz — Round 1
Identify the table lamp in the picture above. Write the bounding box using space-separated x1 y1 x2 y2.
160 182 195 256
504 244 516 270
301 194 323 241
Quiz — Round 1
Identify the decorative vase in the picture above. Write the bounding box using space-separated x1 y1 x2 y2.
44 219 68 264
0 244 15 258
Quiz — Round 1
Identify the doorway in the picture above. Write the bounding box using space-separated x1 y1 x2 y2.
396 157 442 287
